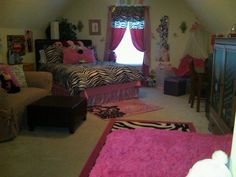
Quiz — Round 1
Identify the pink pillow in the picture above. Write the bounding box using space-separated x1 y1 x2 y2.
0 64 20 87
78 48 96 63
63 48 80 64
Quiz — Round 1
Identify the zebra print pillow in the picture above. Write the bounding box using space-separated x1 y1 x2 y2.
44 45 63 64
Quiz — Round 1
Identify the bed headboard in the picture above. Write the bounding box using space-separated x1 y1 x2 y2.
34 39 93 70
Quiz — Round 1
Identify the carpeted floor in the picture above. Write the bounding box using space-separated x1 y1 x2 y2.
88 99 162 119
0 87 210 177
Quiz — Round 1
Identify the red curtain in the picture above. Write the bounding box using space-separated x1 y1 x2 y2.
104 6 151 77
109 28 126 61
104 6 127 62
110 28 127 50
130 29 144 51
104 6 113 61
130 7 151 77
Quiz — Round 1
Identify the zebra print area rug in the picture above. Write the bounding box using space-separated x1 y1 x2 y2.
111 120 195 132
88 99 163 119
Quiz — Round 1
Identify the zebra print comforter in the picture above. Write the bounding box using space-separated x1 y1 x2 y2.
40 61 144 95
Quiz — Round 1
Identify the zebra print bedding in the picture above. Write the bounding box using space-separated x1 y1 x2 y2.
40 61 144 96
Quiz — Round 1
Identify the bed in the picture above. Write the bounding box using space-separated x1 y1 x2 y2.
35 39 144 106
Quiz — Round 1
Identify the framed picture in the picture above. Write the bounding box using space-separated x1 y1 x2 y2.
7 35 25 64
89 19 101 35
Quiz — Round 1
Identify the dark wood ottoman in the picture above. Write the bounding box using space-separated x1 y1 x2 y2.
27 95 87 133
164 76 187 96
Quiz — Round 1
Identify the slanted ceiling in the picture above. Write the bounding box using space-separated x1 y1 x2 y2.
0 0 75 30
185 0 236 33
0 0 235 33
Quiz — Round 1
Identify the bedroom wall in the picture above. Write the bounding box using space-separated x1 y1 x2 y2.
0 28 44 64
0 0 75 64
185 0 236 34
63 0 199 69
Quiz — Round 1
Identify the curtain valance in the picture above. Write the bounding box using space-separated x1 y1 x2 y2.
112 6 144 29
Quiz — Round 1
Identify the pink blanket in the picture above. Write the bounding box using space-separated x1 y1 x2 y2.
89 129 232 177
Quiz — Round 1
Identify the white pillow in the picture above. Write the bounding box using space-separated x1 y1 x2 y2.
39 49 47 64
10 64 28 87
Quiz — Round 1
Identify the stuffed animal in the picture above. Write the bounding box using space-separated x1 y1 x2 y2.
186 150 232 177
0 71 20 93
66 40 84 54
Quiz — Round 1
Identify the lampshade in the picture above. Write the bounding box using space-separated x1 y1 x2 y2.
50 21 59 39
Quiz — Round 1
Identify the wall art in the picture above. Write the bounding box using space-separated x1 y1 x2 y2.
156 15 170 63
89 19 101 35
7 35 25 64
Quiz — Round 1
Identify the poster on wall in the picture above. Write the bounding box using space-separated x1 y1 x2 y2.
7 35 25 64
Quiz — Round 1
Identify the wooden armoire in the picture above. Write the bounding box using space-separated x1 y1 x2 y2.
208 38 236 134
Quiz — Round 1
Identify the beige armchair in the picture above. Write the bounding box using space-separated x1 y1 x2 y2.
0 71 52 142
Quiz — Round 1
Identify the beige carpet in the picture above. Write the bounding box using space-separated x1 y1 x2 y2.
0 87 210 177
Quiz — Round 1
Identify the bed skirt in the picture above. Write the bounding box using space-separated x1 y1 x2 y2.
52 81 141 106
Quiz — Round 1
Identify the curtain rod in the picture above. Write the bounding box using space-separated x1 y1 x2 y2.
111 5 148 7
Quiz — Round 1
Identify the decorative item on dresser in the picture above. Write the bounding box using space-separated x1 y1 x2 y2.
208 38 236 134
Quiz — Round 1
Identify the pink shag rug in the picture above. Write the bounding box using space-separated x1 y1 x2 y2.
87 129 232 177
79 120 232 177
88 99 163 119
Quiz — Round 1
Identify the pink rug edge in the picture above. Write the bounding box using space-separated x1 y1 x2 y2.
78 119 196 177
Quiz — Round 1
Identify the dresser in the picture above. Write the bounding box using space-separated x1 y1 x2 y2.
208 38 236 134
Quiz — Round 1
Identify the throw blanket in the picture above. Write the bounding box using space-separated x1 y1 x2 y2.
40 61 144 95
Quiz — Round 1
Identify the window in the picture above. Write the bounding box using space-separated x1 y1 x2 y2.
114 25 144 66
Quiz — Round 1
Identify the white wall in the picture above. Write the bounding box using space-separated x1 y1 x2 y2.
0 0 74 30
185 0 236 34
63 0 198 69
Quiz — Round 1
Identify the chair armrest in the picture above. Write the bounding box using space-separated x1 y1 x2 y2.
24 71 52 92
0 88 17 142
0 88 11 108
0 88 7 103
